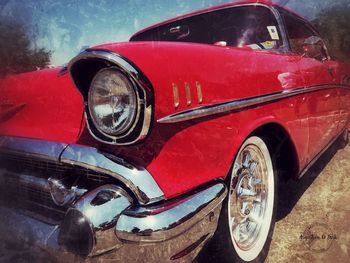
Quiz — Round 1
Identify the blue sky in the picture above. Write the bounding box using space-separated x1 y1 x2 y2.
1 0 348 65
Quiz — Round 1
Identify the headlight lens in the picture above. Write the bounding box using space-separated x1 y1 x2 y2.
88 68 137 136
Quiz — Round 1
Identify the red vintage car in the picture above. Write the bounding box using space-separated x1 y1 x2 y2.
0 0 349 262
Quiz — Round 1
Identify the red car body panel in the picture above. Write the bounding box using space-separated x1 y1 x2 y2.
74 41 349 199
0 68 84 144
1 1 350 200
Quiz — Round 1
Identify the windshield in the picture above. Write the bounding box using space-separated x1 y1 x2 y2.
131 5 283 50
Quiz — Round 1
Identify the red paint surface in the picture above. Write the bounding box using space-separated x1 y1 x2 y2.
0 68 84 144
86 41 350 198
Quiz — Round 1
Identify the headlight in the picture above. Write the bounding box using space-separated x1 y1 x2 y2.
88 68 137 136
69 50 154 145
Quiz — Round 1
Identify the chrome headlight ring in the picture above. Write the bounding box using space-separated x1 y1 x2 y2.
88 67 139 137
68 50 153 145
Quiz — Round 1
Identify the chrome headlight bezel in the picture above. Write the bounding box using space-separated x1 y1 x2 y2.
68 50 154 145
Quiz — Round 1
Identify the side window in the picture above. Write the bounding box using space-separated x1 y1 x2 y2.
209 6 283 50
132 6 283 50
281 11 329 61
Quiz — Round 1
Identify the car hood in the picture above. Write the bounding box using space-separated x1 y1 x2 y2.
92 41 266 120
0 68 84 143
72 41 269 163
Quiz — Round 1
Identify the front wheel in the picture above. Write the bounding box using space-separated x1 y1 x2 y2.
207 136 277 263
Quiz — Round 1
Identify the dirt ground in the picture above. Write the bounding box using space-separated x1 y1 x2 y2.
265 142 350 263
0 143 349 263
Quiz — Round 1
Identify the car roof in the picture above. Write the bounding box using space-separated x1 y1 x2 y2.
130 0 307 41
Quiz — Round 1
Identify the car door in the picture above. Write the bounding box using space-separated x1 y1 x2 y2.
338 67 350 132
325 60 350 134
280 10 339 162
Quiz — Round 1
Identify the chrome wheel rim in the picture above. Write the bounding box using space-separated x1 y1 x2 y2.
228 137 274 262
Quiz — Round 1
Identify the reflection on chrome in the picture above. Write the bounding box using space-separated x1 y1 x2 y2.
48 177 86 207
59 182 227 261
59 185 133 256
61 143 165 204
116 183 227 243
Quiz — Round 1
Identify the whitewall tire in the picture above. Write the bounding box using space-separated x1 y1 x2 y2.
206 136 277 263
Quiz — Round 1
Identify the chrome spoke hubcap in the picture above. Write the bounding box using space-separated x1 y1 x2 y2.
228 137 274 261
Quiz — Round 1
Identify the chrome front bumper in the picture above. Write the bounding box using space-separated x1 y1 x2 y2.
0 136 227 262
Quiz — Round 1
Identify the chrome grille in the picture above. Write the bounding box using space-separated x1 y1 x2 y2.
0 152 113 223
0 169 67 224
2 152 67 177
21 184 52 205
85 169 110 182
1 152 111 183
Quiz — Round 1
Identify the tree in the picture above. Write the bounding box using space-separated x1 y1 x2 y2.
0 19 51 77
313 5 350 62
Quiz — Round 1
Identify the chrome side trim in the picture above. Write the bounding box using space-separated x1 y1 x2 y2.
68 50 153 146
158 85 350 124
116 182 227 242
60 144 165 205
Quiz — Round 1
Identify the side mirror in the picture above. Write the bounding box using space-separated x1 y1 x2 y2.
302 36 327 61
302 43 323 59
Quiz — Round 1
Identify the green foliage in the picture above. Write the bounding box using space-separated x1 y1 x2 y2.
313 5 350 62
0 19 51 77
